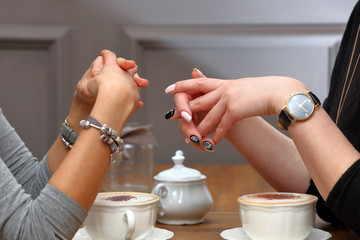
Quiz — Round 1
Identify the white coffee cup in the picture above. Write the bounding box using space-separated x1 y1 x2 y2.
237 192 318 240
84 192 159 240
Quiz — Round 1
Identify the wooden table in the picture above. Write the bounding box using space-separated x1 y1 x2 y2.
154 164 360 239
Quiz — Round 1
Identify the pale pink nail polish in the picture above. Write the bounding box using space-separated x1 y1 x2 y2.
181 111 192 122
165 84 175 94
185 138 190 144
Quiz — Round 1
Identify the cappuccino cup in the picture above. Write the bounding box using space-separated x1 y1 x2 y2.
237 192 318 240
84 192 159 240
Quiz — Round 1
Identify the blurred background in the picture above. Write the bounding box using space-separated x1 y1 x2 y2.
0 0 357 164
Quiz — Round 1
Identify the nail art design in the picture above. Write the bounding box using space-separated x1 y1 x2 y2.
165 109 175 119
203 141 213 151
190 135 200 145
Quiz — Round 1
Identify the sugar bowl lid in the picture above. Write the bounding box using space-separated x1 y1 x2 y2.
154 150 203 181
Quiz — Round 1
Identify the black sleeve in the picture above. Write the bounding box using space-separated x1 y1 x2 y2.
326 159 360 235
307 159 360 235
306 180 343 225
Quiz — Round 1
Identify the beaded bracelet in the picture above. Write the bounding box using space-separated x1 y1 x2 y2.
80 116 124 165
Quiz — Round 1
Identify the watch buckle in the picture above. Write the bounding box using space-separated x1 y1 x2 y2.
278 121 287 130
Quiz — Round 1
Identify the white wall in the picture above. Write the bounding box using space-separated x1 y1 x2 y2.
0 0 356 25
0 0 357 163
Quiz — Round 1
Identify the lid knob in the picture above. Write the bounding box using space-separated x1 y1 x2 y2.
172 150 185 166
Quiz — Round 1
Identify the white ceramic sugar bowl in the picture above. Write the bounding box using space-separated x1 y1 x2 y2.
151 150 213 225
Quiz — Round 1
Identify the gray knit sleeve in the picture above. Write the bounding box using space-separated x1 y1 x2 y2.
0 108 87 239
0 159 87 240
0 108 52 198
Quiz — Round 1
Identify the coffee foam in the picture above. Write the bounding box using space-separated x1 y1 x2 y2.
238 192 317 205
95 192 158 205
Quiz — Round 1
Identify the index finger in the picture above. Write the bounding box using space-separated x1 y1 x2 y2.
133 73 149 88
173 92 193 121
117 57 136 70
164 78 223 94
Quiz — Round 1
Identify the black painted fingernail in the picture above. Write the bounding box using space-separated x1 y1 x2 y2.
165 109 175 119
203 141 213 151
190 135 201 145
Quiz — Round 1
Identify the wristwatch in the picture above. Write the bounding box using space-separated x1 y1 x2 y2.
278 91 321 130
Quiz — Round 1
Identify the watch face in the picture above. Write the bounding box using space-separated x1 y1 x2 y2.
287 93 315 120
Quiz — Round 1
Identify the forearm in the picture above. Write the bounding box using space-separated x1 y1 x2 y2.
48 89 134 210
225 116 311 192
49 129 110 210
289 107 360 199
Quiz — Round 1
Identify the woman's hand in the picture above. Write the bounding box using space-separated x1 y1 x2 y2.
75 56 103 104
75 54 148 109
48 50 145 174
166 75 307 144
115 57 148 108
165 69 215 152
89 50 141 121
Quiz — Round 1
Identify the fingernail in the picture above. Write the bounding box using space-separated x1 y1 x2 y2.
181 111 192 122
185 138 190 144
165 84 175 94
190 135 201 145
193 68 205 77
203 141 214 152
165 109 175 119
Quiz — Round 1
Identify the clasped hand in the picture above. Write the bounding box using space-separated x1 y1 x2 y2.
75 50 148 118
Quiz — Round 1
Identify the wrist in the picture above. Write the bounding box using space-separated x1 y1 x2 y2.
89 91 136 133
67 94 94 133
271 77 308 115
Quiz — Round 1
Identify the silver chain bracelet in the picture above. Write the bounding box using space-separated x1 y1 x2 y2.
80 116 124 165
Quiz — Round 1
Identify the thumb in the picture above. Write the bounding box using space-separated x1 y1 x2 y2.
101 49 118 68
90 56 103 77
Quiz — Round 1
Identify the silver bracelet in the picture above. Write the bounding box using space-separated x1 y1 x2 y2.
80 116 124 165
60 117 78 149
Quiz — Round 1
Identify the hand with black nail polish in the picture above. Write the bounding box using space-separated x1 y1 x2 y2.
165 109 175 119
202 141 213 152
165 68 216 152
190 135 201 145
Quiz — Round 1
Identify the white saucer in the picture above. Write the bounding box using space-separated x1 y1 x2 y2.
220 227 332 240
73 227 174 240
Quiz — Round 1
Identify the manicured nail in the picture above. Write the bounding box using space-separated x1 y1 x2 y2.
185 138 190 144
165 84 175 94
181 111 192 122
193 68 205 77
190 135 200 145
165 109 175 119
203 141 213 152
